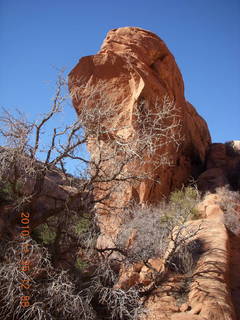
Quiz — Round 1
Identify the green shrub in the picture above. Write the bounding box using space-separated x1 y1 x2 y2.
37 223 56 245
75 257 88 270
75 216 91 235
169 186 201 220
32 216 57 245
0 181 22 203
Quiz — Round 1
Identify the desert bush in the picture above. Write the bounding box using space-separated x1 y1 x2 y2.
75 257 88 271
169 186 201 220
88 259 142 320
0 181 14 204
98 287 141 320
116 205 171 262
166 238 204 274
216 186 240 235
31 210 99 272
116 188 202 264
33 222 57 245
0 238 96 320
0 235 143 320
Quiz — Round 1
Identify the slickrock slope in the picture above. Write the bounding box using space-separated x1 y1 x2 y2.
187 196 235 320
69 27 211 246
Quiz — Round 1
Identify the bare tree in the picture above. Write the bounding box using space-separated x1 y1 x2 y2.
0 73 181 238
0 72 185 319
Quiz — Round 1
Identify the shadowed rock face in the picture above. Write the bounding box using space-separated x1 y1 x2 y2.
198 141 240 192
69 27 211 245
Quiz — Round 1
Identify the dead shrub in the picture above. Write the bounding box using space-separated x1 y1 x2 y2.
116 187 202 264
0 238 96 320
216 186 240 235
87 259 142 320
166 238 205 274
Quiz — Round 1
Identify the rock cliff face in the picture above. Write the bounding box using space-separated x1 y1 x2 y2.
198 141 240 192
69 27 211 246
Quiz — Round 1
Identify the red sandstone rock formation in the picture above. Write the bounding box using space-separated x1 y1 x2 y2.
69 27 211 201
198 140 240 192
69 27 211 247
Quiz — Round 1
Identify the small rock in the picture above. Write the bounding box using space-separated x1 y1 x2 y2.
180 302 189 312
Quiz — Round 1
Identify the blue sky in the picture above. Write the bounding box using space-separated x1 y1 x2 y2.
0 0 239 146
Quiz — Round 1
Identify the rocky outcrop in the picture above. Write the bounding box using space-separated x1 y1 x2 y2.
69 27 211 246
198 141 240 192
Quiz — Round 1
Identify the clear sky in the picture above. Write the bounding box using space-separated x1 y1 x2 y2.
0 0 239 145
